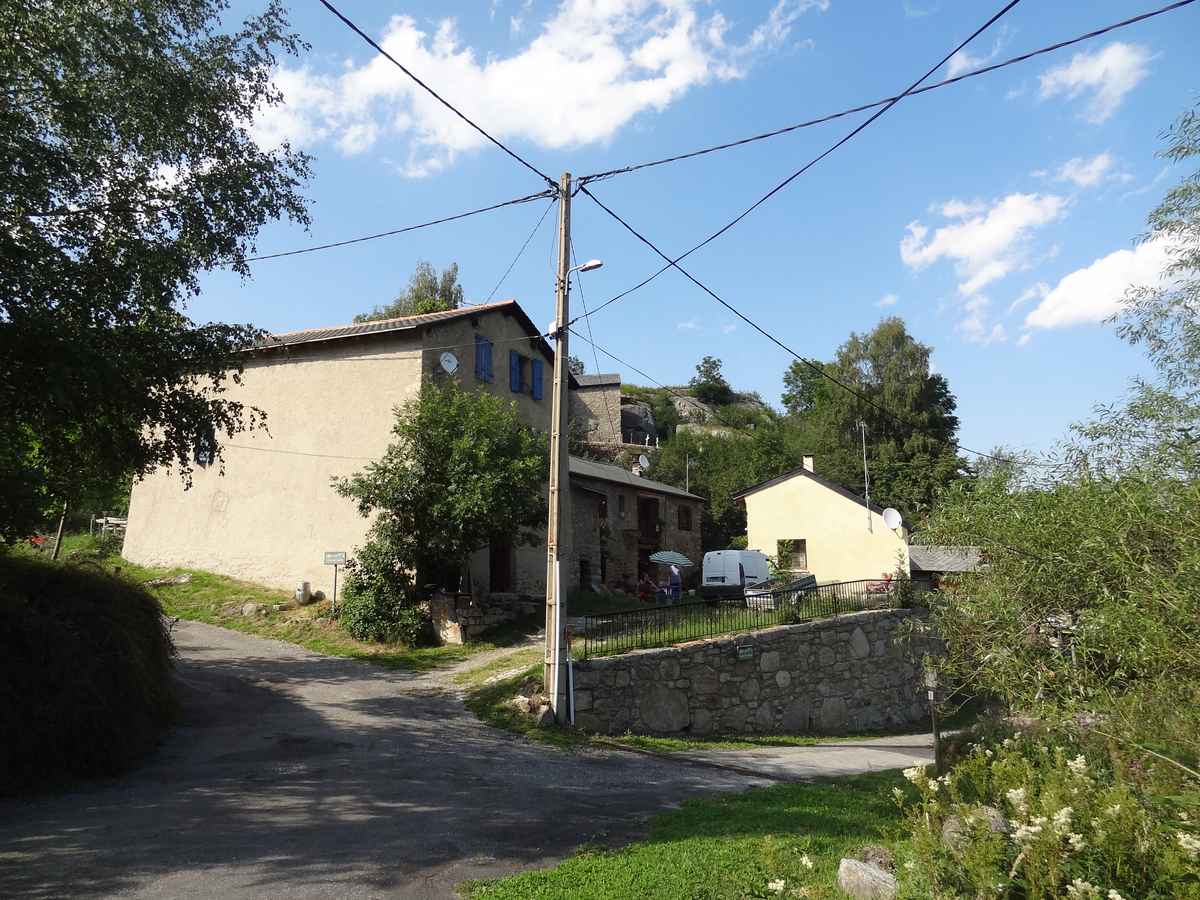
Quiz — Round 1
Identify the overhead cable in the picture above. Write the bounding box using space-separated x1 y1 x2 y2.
570 237 622 444
574 0 1025 322
318 0 557 189
578 0 1196 185
485 197 557 303
242 189 554 263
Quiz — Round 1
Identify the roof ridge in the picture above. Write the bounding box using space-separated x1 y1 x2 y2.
268 299 515 340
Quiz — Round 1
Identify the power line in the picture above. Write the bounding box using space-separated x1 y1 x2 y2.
570 237 621 444
242 189 553 263
578 0 1197 185
485 197 557 303
317 0 557 189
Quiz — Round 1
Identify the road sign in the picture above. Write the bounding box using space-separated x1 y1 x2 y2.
324 551 347 565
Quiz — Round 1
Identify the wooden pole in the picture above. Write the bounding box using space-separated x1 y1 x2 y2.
51 501 67 561
544 172 572 721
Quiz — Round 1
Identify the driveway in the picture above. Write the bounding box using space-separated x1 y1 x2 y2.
0 621 769 899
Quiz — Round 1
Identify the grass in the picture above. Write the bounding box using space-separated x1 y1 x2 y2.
463 770 913 899
565 589 646 617
29 535 532 673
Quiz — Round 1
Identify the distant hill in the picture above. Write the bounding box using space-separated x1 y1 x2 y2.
620 384 773 444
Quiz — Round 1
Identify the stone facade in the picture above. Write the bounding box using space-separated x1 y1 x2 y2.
569 375 622 445
431 591 542 644
572 609 928 735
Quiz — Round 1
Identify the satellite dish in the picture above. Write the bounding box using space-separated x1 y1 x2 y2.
882 507 903 531
638 454 650 470
439 351 459 375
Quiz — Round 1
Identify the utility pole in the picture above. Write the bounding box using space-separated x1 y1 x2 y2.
544 172 573 722
859 420 872 533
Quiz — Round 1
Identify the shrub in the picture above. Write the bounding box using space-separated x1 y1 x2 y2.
0 556 176 792
337 555 432 646
895 731 1200 899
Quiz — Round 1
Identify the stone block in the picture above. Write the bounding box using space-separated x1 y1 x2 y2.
739 679 760 702
819 647 835 667
638 683 690 733
690 708 714 734
615 669 630 687
754 703 775 731
693 665 720 694
837 858 897 899
781 699 810 732
575 690 593 712
851 626 871 659
659 658 681 680
759 650 780 673
775 670 791 689
574 668 599 688
819 697 848 732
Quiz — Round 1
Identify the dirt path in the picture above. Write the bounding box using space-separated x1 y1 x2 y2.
0 621 767 899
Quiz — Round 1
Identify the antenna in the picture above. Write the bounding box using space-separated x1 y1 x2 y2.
859 420 872 533
638 453 650 470
882 507 903 531
438 351 459 375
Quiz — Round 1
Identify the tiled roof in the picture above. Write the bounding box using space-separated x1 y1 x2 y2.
569 456 702 501
908 545 981 573
574 373 621 387
254 300 517 349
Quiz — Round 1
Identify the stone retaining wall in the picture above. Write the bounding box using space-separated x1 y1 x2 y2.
431 592 541 644
572 609 928 735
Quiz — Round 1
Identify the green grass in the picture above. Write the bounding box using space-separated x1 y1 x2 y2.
453 646 546 689
463 771 913 899
30 536 526 673
565 589 646 616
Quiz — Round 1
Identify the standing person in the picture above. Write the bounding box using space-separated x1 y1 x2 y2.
668 564 682 603
638 571 657 604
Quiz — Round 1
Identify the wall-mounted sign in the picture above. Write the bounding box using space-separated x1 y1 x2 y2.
736 644 754 661
324 551 347 566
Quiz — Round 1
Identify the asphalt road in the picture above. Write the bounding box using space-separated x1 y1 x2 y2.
0 621 769 899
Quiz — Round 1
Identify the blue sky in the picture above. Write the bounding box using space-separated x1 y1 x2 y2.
196 0 1200 457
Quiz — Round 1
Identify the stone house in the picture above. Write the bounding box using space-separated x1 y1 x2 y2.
569 373 622 446
733 456 910 585
122 300 702 600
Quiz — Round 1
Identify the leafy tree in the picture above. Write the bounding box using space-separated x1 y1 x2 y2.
0 0 311 542
783 318 964 524
354 261 464 322
334 382 547 600
567 355 586 377
689 355 735 406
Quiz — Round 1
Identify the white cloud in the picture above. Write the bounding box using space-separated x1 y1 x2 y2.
721 323 737 334
900 193 1067 297
945 27 1009 79
902 0 938 18
678 319 700 331
509 15 524 36
1007 281 1048 315
1016 333 1032 348
957 295 1007 345
1056 152 1112 187
876 293 898 308
252 0 826 175
1025 238 1173 330
1039 42 1151 124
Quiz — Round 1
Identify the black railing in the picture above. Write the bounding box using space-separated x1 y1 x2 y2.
577 578 899 659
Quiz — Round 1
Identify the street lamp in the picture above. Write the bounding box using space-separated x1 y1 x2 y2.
570 258 603 274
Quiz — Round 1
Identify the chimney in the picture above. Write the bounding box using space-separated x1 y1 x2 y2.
802 455 814 472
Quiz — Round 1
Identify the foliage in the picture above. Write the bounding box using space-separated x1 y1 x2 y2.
782 318 965 524
689 355 736 406
0 556 176 792
354 260 464 322
336 554 429 644
465 771 911 900
897 735 1200 899
567 355 586 377
335 381 547 599
0 0 312 542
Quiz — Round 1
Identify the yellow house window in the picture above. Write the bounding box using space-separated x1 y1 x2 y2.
777 538 808 571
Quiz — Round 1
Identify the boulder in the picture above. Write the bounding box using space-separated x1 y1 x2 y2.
818 697 848 733
942 805 1009 851
240 602 263 617
837 858 897 900
533 705 554 727
639 683 689 732
850 627 871 659
145 573 192 587
508 695 532 715
854 845 895 873
669 394 712 423
620 400 656 443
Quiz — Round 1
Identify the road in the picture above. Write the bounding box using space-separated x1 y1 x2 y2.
0 621 931 899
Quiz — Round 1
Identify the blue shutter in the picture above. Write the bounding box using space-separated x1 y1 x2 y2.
475 335 493 382
531 358 544 400
509 350 521 393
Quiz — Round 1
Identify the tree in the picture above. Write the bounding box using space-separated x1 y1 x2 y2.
334 382 547 597
567 355 586 377
689 356 735 406
354 261 464 323
0 0 311 542
783 318 964 524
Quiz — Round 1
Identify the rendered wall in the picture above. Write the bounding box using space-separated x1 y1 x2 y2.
743 474 909 584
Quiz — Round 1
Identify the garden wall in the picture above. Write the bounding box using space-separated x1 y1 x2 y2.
571 609 929 735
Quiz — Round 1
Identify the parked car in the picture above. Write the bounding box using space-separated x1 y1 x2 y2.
746 572 818 611
701 549 771 600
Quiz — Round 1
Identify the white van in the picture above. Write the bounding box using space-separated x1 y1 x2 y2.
701 550 771 600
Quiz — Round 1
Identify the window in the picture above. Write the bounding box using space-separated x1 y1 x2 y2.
531 357 544 401
598 495 608 522
509 350 530 394
678 505 693 531
194 427 217 468
474 335 494 383
618 494 626 520
777 539 808 571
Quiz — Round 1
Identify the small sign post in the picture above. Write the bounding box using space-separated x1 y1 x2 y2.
324 551 347 613
924 664 942 775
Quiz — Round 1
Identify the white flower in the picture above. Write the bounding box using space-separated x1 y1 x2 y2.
1066 879 1099 898
1002 737 1017 749
902 765 924 784
799 854 814 870
928 779 940 794
1068 832 1086 851
1052 806 1074 834
892 787 905 802
1108 891 1126 900
1006 787 1028 815
904 861 916 871
767 879 786 894
1013 818 1046 845
985 749 994 758
1067 754 1089 776
1178 832 1200 859
1105 804 1121 818
1180 811 1191 822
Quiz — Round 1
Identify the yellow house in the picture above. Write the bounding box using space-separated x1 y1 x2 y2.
733 457 909 585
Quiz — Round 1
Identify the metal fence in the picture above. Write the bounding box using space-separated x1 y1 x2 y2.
577 578 899 659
